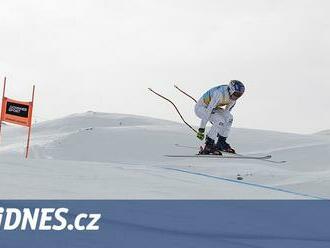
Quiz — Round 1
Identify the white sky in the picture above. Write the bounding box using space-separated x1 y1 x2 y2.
0 0 329 134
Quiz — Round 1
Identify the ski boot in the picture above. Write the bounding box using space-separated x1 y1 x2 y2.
199 136 222 155
216 135 236 154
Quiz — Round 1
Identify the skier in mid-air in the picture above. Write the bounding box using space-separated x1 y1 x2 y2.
195 80 245 155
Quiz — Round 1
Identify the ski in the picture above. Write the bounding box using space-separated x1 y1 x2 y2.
174 143 271 158
165 154 272 160
173 144 287 164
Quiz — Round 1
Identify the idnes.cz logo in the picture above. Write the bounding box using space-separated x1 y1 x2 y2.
0 207 101 231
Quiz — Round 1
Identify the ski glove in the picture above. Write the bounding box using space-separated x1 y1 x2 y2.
197 128 205 140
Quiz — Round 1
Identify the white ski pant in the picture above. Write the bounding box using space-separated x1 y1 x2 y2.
195 102 233 141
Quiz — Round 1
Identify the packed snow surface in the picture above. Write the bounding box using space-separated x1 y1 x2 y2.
0 111 329 200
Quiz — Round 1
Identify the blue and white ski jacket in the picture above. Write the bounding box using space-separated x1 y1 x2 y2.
197 85 236 129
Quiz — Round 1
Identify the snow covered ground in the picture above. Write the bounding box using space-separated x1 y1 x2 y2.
0 111 329 200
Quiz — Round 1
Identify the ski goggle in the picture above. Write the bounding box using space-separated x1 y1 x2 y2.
232 91 243 98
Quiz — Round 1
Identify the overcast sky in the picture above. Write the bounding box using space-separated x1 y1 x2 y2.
0 0 329 134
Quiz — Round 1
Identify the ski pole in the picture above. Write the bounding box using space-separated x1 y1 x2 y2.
148 88 197 133
174 84 197 103
175 84 214 125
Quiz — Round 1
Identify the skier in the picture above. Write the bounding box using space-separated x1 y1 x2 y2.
195 80 245 155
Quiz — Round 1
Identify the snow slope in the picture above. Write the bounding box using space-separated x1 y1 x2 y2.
316 129 330 135
0 111 329 199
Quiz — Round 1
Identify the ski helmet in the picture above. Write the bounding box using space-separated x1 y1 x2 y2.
228 80 245 99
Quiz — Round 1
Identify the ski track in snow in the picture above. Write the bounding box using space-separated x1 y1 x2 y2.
163 167 326 200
